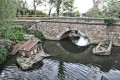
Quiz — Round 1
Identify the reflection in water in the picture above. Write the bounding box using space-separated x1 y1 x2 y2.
0 40 120 80
60 37 89 53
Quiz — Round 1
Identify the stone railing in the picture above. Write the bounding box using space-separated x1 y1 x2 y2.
16 17 120 24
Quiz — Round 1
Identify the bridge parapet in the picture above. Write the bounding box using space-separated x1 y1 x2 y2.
16 17 120 24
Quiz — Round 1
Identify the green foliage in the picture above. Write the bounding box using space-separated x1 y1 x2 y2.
0 0 16 64
7 25 45 41
56 0 78 17
0 0 16 21
17 9 47 17
34 32 45 40
100 0 120 18
7 27 25 42
63 11 80 17
28 31 45 40
104 17 116 26
105 1 120 17
4 39 12 51
85 7 105 18
27 9 35 15
0 39 12 64
62 0 75 12
0 0 16 38
0 47 8 64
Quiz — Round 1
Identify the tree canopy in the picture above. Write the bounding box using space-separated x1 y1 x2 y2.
105 0 120 17
85 7 105 18
85 0 120 18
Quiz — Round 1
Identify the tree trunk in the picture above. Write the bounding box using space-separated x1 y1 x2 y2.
56 0 62 17
48 8 52 17
34 0 36 15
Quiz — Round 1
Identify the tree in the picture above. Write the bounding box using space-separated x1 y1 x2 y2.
63 10 80 17
98 0 120 18
85 7 105 18
55 0 76 17
0 0 16 38
21 0 27 16
43 0 56 17
105 0 120 17
61 0 77 17
33 0 42 15
56 0 62 17
62 0 75 12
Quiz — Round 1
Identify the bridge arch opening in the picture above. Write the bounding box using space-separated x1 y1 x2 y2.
60 30 90 46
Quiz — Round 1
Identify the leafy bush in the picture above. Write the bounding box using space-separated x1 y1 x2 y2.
7 27 25 42
0 47 8 64
104 17 116 26
4 39 12 51
31 31 45 40
63 11 80 17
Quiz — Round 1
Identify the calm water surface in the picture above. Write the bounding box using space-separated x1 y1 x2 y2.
0 38 120 80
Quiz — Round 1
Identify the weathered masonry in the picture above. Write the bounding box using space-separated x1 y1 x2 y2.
16 17 120 46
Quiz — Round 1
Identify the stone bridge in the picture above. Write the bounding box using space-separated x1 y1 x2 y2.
16 17 120 46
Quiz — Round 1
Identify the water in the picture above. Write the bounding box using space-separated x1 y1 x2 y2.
1 38 120 80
